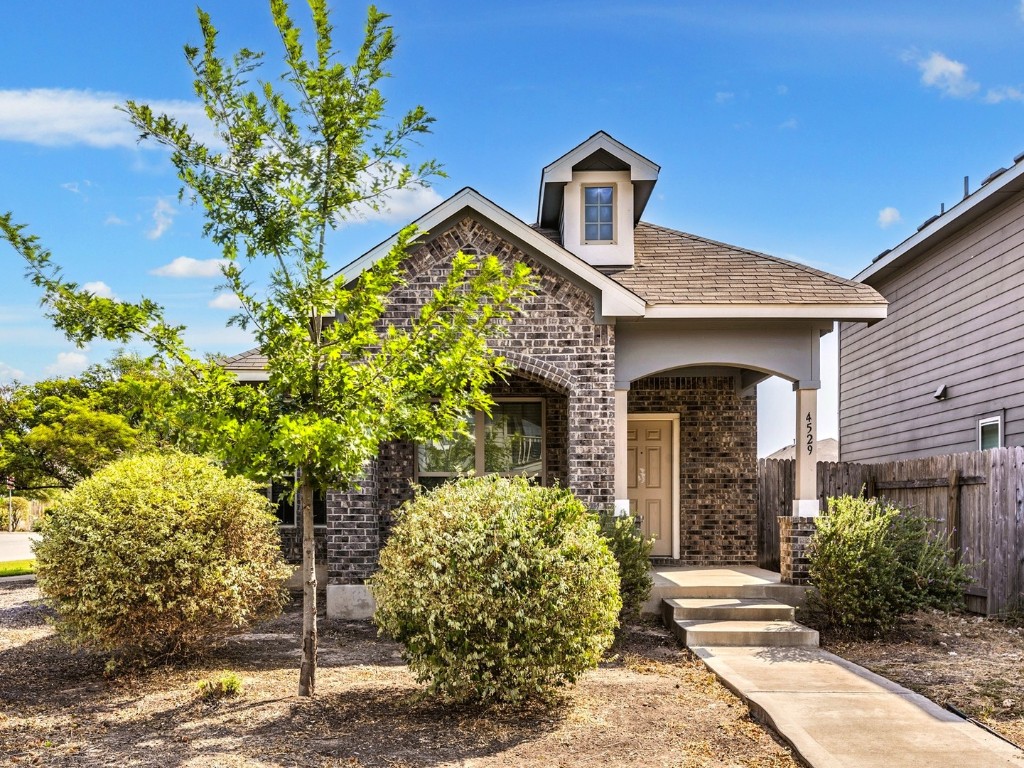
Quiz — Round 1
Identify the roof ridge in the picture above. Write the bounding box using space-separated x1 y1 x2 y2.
636 221 868 291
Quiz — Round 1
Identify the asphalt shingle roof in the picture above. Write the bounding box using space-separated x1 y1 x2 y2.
609 222 882 306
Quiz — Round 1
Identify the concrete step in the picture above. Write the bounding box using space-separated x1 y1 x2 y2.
664 597 795 622
671 618 820 648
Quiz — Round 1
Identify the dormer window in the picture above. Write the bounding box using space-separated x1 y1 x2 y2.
583 186 614 243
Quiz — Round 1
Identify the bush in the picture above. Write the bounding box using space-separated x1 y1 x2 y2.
595 510 653 621
807 494 971 635
372 476 621 704
197 671 244 699
34 451 291 665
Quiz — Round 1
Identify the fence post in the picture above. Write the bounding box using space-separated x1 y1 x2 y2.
947 469 961 564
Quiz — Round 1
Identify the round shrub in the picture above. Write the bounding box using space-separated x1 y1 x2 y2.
372 476 621 704
35 451 291 664
807 494 970 636
595 509 653 622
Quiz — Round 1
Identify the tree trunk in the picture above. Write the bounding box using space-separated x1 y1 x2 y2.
297 474 317 696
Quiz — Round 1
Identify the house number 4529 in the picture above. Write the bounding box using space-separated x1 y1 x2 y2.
805 412 814 455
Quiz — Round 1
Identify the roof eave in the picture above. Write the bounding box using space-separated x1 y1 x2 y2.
642 303 888 321
856 158 1024 284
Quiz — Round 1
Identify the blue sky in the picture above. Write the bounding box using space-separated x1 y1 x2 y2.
2 1 1023 454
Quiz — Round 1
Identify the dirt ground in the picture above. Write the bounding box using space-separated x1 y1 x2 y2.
821 609 1024 748
0 581 799 767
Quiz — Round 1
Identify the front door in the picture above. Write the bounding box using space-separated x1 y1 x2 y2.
627 419 674 557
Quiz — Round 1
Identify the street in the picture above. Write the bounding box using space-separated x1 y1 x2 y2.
0 532 39 561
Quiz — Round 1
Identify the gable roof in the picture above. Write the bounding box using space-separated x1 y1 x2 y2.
537 131 660 230
606 222 886 320
336 186 647 318
856 150 1024 285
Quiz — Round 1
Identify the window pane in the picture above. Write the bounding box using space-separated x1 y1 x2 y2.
417 412 476 474
270 481 295 526
981 422 1000 449
584 187 602 204
599 223 613 240
485 402 543 476
585 206 599 223
585 223 599 240
313 490 327 526
597 186 613 204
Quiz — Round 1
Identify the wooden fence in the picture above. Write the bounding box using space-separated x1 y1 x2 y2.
757 447 1024 615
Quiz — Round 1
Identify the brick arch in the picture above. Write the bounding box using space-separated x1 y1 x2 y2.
501 350 575 395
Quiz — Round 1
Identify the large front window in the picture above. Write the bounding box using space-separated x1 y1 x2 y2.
416 401 544 489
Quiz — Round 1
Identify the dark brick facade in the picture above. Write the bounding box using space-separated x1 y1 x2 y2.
779 516 816 585
325 217 617 585
323 218 765 583
628 375 758 566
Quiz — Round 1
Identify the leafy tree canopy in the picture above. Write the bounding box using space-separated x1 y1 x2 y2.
1 0 532 696
0 353 183 494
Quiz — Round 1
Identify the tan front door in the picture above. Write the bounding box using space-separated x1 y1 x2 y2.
627 419 673 557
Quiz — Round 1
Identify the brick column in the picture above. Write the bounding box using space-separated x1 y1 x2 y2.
326 459 380 586
779 515 816 585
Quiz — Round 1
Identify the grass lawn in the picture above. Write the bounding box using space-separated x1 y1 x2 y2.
0 559 34 577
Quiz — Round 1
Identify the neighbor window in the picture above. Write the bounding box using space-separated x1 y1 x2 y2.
416 401 544 489
583 185 614 242
979 416 1002 450
269 478 327 527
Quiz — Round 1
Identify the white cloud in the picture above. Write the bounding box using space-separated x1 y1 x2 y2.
45 351 89 377
61 180 91 196
776 84 789 96
104 214 126 226
914 51 980 98
343 181 444 226
146 198 176 240
0 362 26 383
877 207 902 228
82 281 115 299
0 88 210 149
984 85 1024 104
778 117 798 130
208 292 244 310
151 256 228 278
714 91 735 105
1019 0 1024 21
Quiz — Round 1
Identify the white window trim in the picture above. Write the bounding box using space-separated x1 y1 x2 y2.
416 398 547 485
978 414 1003 450
582 184 616 245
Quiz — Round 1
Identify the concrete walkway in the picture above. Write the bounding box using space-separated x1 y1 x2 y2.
650 566 1024 766
693 644 1024 767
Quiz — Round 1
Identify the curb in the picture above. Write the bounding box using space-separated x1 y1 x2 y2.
0 573 36 583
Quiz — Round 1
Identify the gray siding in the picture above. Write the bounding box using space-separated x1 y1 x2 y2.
840 193 1024 462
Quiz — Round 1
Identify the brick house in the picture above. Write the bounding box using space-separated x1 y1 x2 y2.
225 132 887 616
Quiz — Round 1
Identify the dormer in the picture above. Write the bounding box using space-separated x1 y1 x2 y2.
537 131 660 267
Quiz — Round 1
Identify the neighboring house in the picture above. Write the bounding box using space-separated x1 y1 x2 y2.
226 132 886 615
765 437 839 463
840 150 1024 463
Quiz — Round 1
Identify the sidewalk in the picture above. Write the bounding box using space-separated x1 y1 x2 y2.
692 645 1024 768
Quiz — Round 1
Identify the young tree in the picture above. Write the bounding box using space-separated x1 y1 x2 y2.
0 0 531 696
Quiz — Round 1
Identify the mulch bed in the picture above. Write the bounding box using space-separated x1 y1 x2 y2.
0 582 798 767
